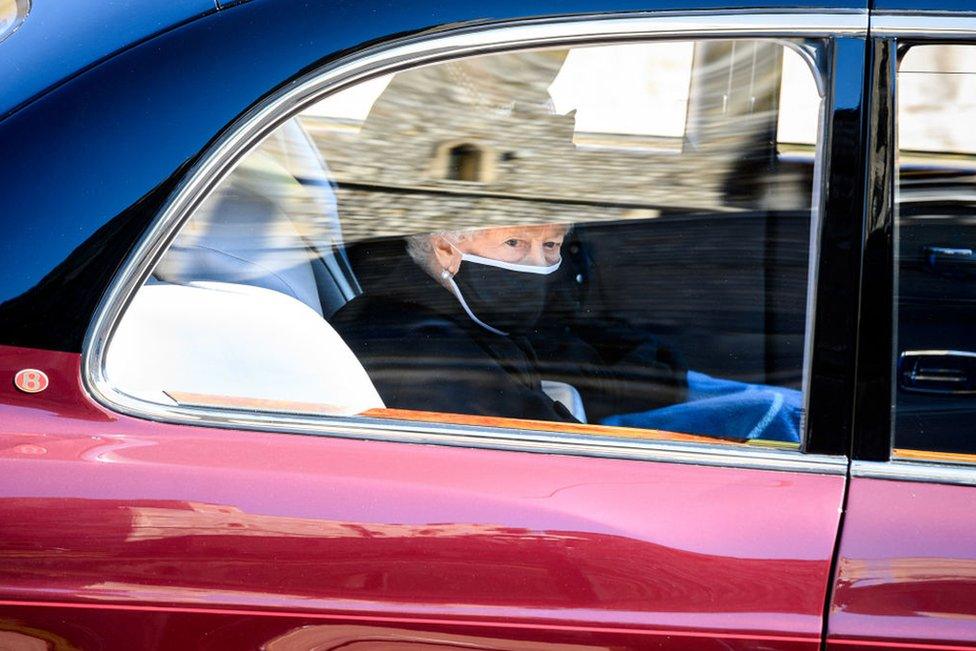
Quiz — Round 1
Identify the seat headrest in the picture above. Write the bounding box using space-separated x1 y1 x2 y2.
155 152 326 316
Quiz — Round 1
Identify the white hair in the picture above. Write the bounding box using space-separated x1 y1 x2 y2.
405 223 574 277
405 230 472 277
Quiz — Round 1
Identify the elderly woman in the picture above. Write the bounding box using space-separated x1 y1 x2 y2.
330 224 581 421
332 224 806 442
330 223 693 424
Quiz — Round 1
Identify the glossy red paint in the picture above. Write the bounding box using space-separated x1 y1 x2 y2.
0 602 811 651
0 344 845 649
827 477 976 650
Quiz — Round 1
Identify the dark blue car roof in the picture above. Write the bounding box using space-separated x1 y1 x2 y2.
7 0 959 123
1 0 876 122
0 0 216 120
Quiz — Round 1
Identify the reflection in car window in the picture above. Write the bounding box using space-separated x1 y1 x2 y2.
0 0 28 44
106 39 827 448
894 44 976 460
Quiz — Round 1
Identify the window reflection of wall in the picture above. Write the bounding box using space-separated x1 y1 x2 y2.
548 41 693 147
777 47 821 147
446 143 483 182
299 41 822 242
0 0 28 43
0 0 16 29
900 45 976 156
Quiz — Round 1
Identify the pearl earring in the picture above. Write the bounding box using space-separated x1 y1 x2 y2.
441 269 451 279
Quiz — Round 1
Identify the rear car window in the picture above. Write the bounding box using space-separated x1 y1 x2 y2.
894 44 976 460
103 38 827 449
0 0 28 44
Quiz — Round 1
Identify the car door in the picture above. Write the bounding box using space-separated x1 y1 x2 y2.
0 3 870 649
826 13 976 651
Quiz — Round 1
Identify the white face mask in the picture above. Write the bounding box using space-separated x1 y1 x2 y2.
443 251 561 335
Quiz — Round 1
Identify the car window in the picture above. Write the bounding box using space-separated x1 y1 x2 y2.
104 37 827 449
893 44 976 461
0 0 27 44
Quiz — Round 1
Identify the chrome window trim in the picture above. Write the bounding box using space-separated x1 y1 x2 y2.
873 13 976 39
83 10 863 476
853 459 976 486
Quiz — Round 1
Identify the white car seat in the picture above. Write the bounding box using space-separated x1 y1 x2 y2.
260 118 360 314
107 119 383 415
154 150 324 315
155 119 357 319
106 280 383 414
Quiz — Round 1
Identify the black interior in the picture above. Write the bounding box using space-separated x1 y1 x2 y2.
895 167 976 454
345 206 812 392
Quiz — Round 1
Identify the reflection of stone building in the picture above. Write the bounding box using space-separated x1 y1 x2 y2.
899 45 976 157
301 43 807 242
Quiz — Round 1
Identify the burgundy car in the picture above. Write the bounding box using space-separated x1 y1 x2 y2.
1 0 974 648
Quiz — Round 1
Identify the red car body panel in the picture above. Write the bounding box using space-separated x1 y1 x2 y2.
0 344 845 649
827 477 976 650
0 604 817 651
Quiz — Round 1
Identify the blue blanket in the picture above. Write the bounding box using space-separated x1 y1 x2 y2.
601 371 802 442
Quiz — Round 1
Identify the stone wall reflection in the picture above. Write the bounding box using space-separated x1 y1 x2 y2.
301 41 816 243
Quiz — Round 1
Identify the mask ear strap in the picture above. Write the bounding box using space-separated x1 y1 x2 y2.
442 274 509 336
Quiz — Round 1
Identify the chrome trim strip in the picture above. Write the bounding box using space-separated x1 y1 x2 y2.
872 13 976 39
853 459 976 486
901 349 976 358
117 400 849 474
799 90 829 447
83 10 862 476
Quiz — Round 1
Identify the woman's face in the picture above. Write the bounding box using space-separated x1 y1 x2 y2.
458 224 567 267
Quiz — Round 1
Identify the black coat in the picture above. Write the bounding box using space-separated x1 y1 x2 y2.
331 256 688 424
330 259 578 422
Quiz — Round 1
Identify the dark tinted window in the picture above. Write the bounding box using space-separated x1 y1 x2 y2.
894 45 976 458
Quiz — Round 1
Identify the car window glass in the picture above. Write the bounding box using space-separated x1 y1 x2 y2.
778 46 821 147
105 38 826 449
0 0 28 44
894 44 976 460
